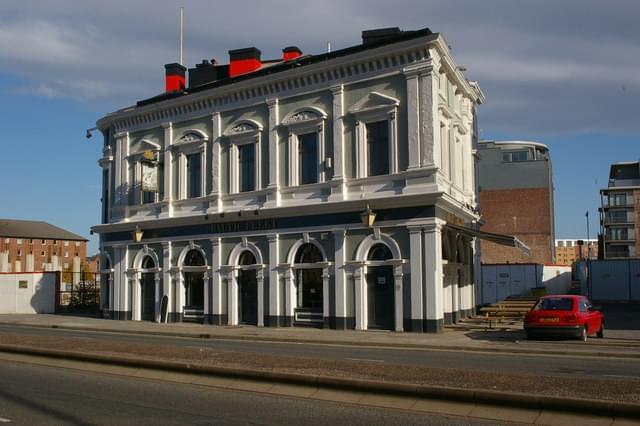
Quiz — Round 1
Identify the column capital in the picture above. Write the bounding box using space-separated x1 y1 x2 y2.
330 84 344 95
423 218 447 233
403 59 434 77
161 122 173 129
407 225 424 234
266 97 279 108
266 234 279 242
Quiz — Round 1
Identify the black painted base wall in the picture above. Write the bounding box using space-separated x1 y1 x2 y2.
424 319 444 333
111 311 132 320
101 312 458 334
329 317 356 330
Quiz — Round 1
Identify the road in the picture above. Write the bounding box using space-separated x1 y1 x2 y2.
0 359 502 425
0 324 639 381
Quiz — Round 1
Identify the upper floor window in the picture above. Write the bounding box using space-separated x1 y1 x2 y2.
366 120 389 176
238 143 255 192
502 150 530 162
283 107 327 187
349 92 399 178
609 192 628 206
224 120 262 194
299 133 318 184
186 152 202 198
173 131 208 200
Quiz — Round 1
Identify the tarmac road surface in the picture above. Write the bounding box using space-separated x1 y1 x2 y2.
0 359 508 425
1 324 639 382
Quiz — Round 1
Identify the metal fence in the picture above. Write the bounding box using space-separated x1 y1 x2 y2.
57 271 101 315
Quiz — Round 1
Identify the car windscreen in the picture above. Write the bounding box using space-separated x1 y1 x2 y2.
534 298 573 311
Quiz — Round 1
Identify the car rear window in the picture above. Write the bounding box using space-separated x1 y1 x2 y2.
534 298 573 311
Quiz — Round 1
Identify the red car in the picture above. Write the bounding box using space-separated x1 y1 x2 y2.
524 295 604 341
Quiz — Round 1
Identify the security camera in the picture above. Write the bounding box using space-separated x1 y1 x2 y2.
86 130 93 139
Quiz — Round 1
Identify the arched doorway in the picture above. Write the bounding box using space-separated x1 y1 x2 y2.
183 249 205 321
238 251 258 325
366 243 395 330
294 243 324 326
140 256 156 321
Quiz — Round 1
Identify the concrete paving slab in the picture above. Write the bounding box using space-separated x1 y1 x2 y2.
157 371 199 384
611 418 640 426
536 411 613 426
312 388 366 404
191 375 235 389
469 404 540 423
227 379 275 393
412 398 476 416
358 394 418 410
269 383 318 398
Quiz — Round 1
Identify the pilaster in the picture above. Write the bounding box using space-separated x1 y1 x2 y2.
333 229 347 328
329 85 345 201
267 234 280 326
265 98 280 207
423 219 445 333
162 123 173 217
408 225 424 331
208 112 222 212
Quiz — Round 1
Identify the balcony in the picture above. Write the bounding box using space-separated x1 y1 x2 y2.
603 215 635 225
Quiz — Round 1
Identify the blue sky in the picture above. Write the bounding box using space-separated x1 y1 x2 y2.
0 1 637 254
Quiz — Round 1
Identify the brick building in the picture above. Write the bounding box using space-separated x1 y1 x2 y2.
555 239 598 266
0 219 88 273
477 141 555 264
600 161 640 258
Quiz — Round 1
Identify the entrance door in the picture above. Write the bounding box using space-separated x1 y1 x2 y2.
185 272 204 309
141 272 155 321
239 269 258 325
299 268 323 309
367 265 394 330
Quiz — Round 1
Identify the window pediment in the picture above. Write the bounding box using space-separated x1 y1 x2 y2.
224 119 263 139
282 107 327 127
130 139 161 158
349 92 399 116
175 130 208 146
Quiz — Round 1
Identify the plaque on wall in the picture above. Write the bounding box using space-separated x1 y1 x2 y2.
142 163 158 192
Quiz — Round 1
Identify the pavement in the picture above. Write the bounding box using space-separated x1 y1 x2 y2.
0 313 639 358
1 313 640 423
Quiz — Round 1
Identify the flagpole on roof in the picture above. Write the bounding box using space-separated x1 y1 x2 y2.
179 6 184 65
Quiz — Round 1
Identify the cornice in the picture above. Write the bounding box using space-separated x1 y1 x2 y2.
96 35 447 133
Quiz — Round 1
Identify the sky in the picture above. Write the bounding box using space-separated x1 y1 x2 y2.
0 0 638 254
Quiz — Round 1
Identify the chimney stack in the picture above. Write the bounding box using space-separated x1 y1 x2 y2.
164 63 187 92
282 46 302 61
229 47 262 78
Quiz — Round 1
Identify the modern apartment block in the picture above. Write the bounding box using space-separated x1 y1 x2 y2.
477 140 555 264
555 239 598 266
92 27 489 332
599 161 640 258
0 219 88 272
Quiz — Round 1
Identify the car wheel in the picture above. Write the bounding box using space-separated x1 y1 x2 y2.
579 326 588 342
597 323 604 338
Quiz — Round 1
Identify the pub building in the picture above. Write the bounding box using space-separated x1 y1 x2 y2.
93 27 510 332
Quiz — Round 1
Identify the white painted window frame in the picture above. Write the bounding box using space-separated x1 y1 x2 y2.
224 120 263 194
282 108 328 187
349 92 399 178
172 131 208 200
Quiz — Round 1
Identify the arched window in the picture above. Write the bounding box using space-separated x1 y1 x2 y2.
238 251 257 266
295 243 323 264
368 243 393 261
185 249 205 266
141 256 155 269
